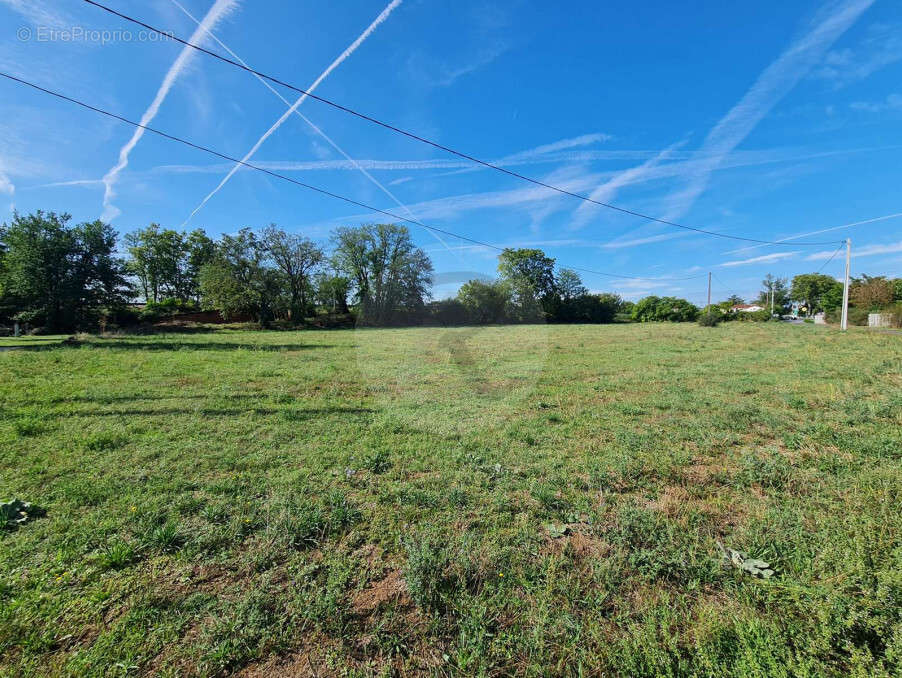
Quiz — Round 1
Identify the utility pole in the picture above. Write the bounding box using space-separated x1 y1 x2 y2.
707 272 712 309
841 238 851 331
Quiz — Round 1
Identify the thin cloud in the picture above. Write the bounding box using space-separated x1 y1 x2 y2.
23 179 104 190
168 0 456 259
814 22 902 87
724 210 902 255
434 133 613 178
510 133 612 158
333 144 894 226
100 0 240 222
430 42 509 86
152 144 884 177
643 0 875 229
602 232 689 250
0 172 13 197
806 240 902 260
0 0 74 29
850 93 902 113
570 139 686 232
720 251 800 267
184 0 403 224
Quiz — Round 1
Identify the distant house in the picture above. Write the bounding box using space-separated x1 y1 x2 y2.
731 303 765 312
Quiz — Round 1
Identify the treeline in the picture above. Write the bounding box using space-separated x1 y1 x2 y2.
3 210 899 333
716 273 902 324
0 211 635 332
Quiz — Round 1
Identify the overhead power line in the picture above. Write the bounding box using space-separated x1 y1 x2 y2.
816 243 845 274
82 0 844 248
0 71 707 284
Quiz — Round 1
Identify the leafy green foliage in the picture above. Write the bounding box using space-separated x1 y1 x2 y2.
757 274 791 313
332 223 433 325
791 273 842 315
199 228 288 326
632 295 700 322
0 211 131 332
456 279 509 324
720 544 775 578
262 225 323 319
124 224 214 304
698 310 721 327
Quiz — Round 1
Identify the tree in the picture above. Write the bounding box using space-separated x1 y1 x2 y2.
262 225 323 320
332 224 433 325
564 292 621 323
555 268 586 301
757 275 790 314
185 229 216 302
0 211 130 331
198 229 286 326
124 224 163 303
725 294 744 306
632 296 699 322
821 284 844 313
497 248 556 321
125 225 213 303
457 279 509 324
893 278 902 302
790 273 841 315
314 272 350 314
850 275 894 310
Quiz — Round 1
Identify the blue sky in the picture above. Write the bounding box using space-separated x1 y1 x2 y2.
1 0 901 305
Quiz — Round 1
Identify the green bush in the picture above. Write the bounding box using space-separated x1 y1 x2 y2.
698 311 721 327
632 296 699 322
139 298 200 322
735 309 772 322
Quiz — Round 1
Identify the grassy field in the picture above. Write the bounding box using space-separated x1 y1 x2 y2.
1 322 900 677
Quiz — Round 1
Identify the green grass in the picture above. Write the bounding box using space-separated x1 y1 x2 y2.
0 335 69 348
1 323 900 676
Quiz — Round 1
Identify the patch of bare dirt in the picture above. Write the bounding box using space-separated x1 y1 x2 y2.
351 570 411 616
237 637 339 678
645 485 692 518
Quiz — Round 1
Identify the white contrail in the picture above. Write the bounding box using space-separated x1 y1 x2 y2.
169 0 457 259
724 211 902 255
571 140 686 232
184 0 403 223
667 0 875 220
608 0 875 246
0 166 13 196
100 0 240 222
806 240 902 260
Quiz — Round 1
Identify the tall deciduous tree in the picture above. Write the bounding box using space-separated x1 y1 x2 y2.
0 210 130 331
262 225 323 320
199 229 286 326
458 279 509 324
497 248 556 321
757 274 790 313
332 224 432 325
850 275 894 310
790 273 842 315
314 271 350 314
555 268 586 301
125 225 214 303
